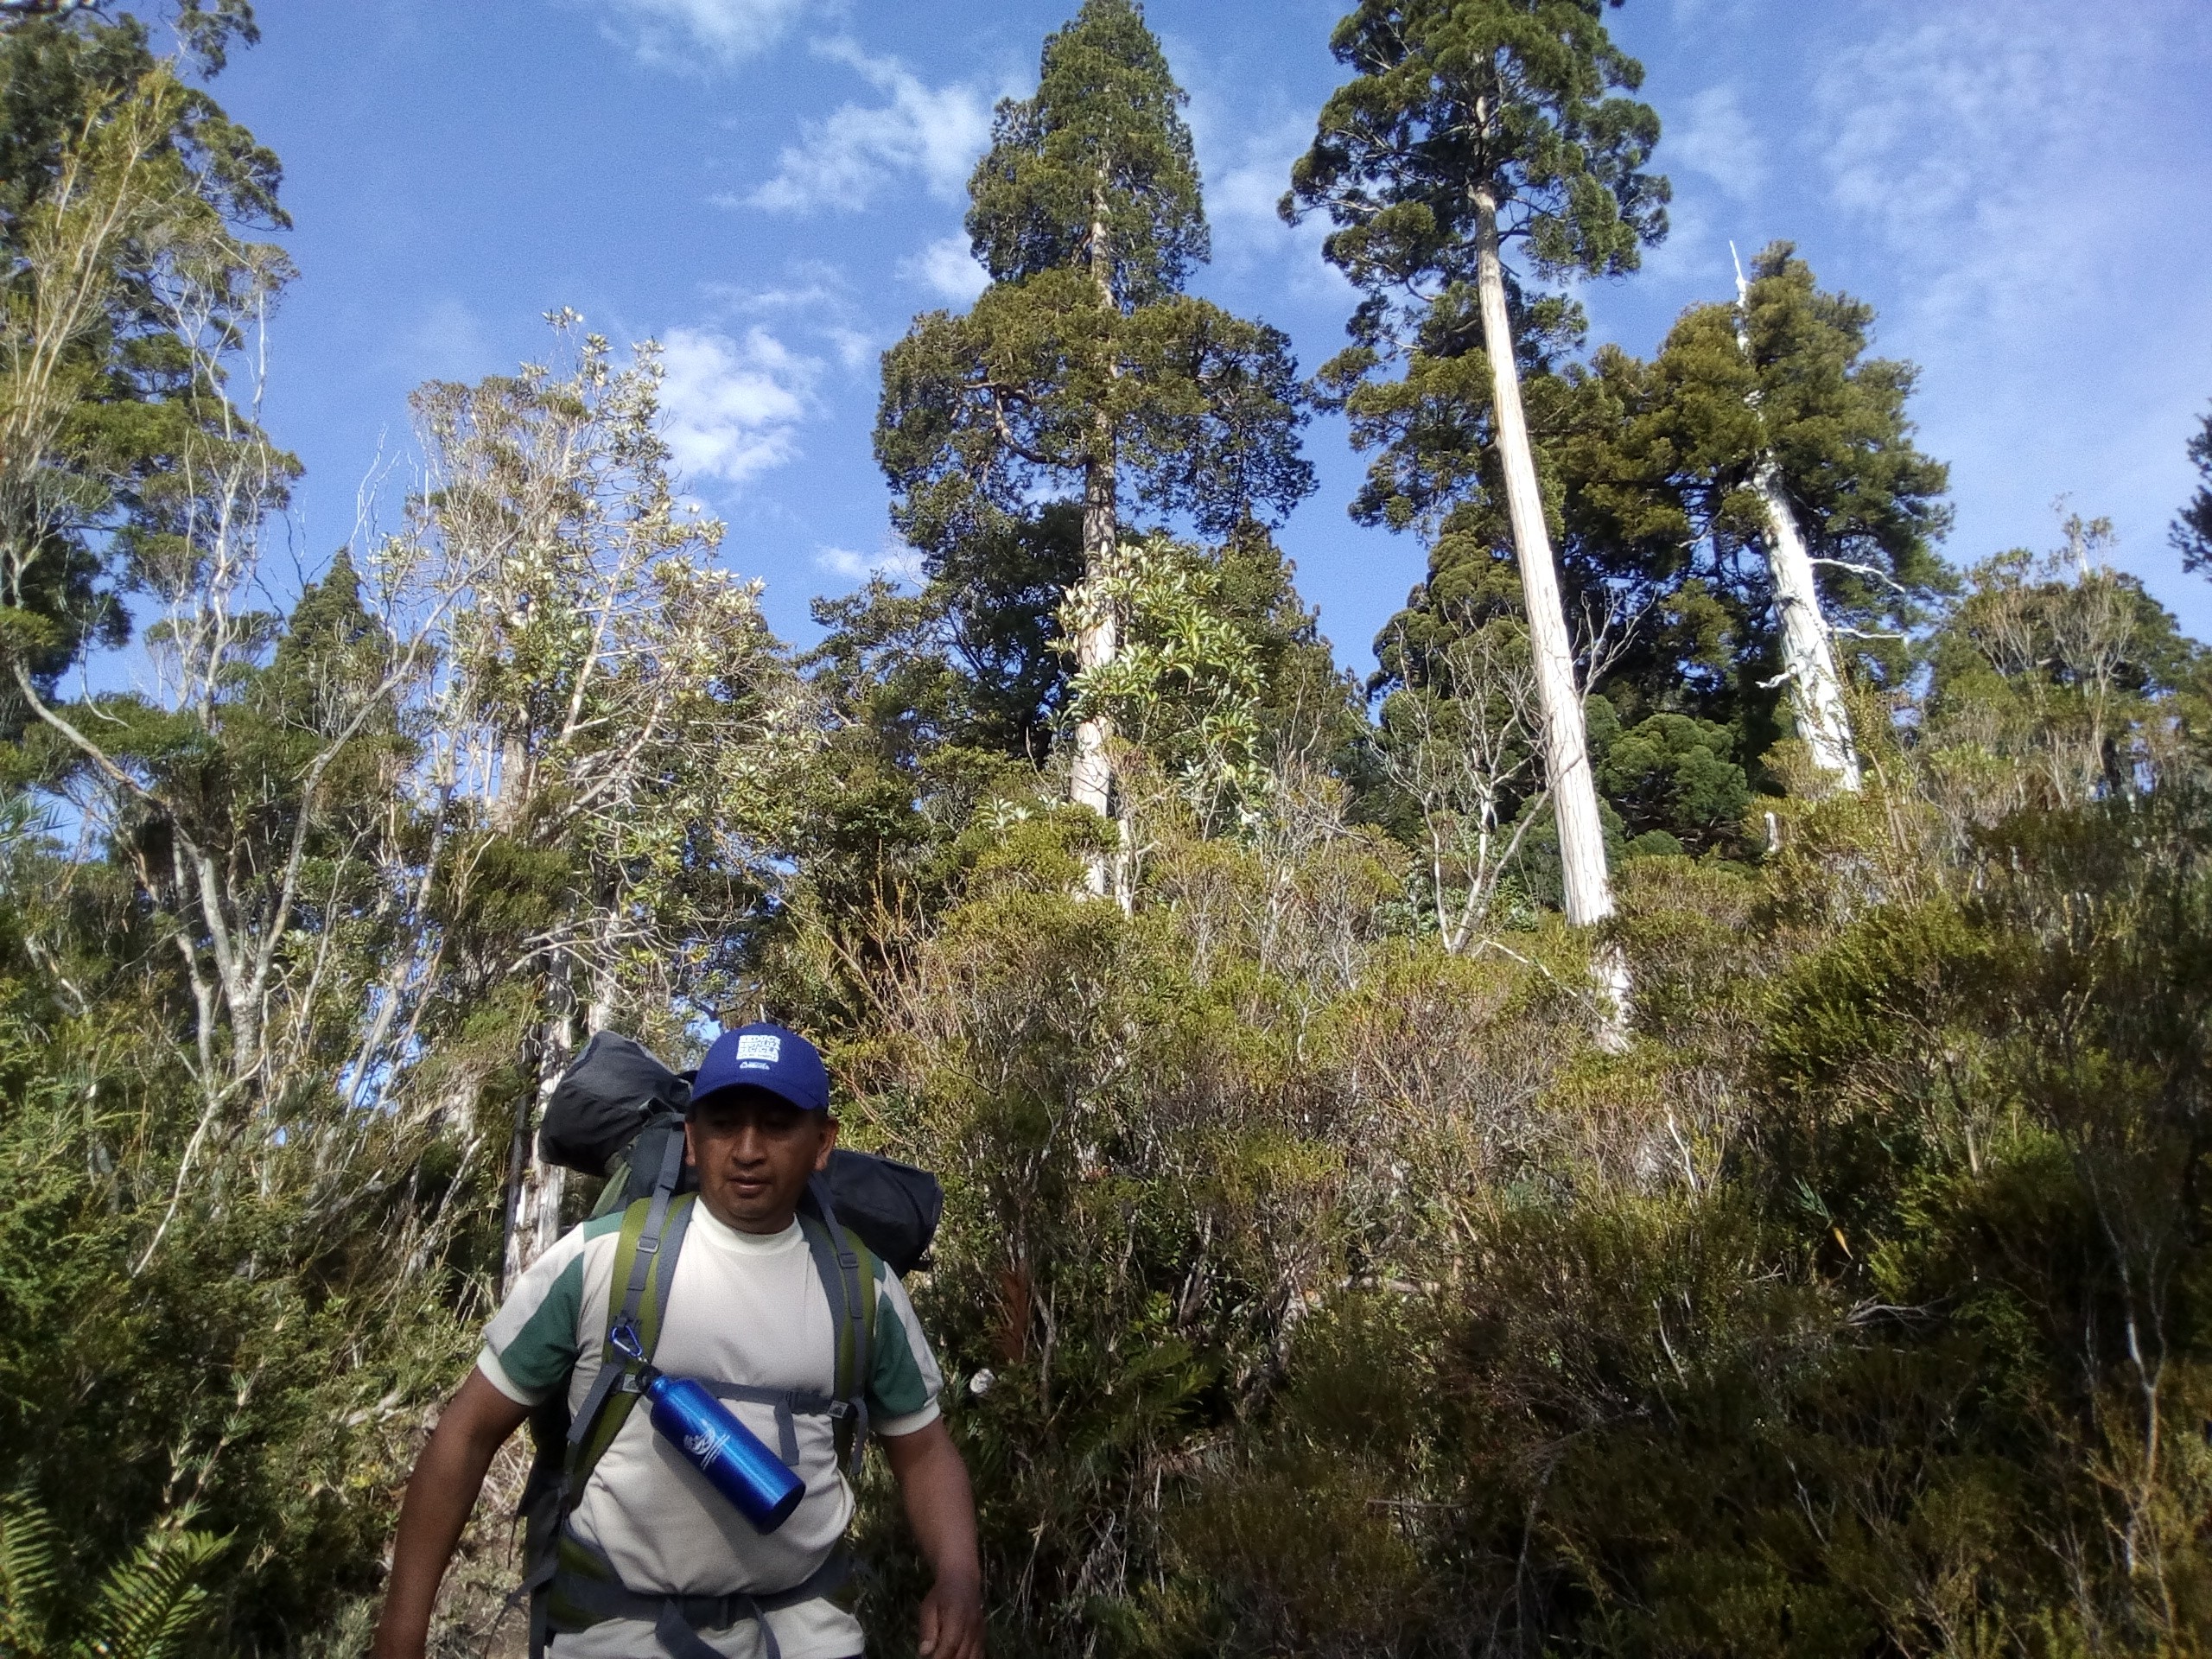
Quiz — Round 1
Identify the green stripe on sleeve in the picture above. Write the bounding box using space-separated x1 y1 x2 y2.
483 1240 588 1402
868 1280 937 1422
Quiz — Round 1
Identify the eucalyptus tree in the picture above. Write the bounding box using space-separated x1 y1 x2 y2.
1286 0 1665 944
0 32 353 1273
394 324 809 1282
876 0 1313 890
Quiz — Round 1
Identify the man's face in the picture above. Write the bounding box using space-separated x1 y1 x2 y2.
685 1087 836 1234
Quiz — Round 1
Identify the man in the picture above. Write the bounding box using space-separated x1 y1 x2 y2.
372 1023 984 1659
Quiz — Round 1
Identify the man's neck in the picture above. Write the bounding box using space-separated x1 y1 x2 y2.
697 1196 799 1236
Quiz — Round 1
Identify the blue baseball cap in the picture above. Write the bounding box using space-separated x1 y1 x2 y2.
688 1021 830 1116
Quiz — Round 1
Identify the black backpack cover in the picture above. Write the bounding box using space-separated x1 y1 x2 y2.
540 1030 944 1274
540 1032 691 1175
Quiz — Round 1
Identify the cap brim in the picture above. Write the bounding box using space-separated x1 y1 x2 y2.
687 1079 823 1117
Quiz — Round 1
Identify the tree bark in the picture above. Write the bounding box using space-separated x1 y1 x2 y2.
500 1000 573 1291
1071 436 1117 833
1471 187 1614 931
1071 180 1122 900
1732 262 1861 791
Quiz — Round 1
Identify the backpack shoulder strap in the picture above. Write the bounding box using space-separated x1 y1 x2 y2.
524 1135 693 1659
569 1198 692 1486
562 1127 692 1490
799 1185 878 1472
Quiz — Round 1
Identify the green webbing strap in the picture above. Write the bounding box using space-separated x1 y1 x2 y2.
798 1195 877 1473
565 1131 689 1466
530 1135 692 1659
571 1191 693 1490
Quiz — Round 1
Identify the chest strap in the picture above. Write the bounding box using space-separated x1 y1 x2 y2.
693 1380 853 1467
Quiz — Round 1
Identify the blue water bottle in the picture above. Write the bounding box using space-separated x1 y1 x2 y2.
607 1322 804 1533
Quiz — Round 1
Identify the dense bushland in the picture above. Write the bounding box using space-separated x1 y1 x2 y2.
2 3 2209 1657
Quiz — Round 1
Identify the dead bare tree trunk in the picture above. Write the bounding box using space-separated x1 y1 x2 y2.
501 994 573 1291
1072 436 1118 830
1471 188 1611 932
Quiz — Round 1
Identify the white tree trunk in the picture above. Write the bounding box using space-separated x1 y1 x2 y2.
1071 443 1118 834
1732 259 1861 791
1472 189 1614 931
1750 456 1861 790
501 1004 573 1289
1071 182 1122 901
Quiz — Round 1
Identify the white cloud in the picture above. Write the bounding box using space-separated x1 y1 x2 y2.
597 0 817 67
400 296 495 378
1669 85 1765 204
816 540 925 585
1177 74 1350 302
743 40 995 213
822 325 874 371
1807 2 2171 327
1793 0 2212 604
702 268 877 372
898 234 990 304
1669 0 1756 24
658 325 821 486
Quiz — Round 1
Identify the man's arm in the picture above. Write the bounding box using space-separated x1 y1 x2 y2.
878 1418 983 1659
372 1368 534 1659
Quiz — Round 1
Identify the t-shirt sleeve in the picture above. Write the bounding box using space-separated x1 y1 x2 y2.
868 1267 945 1437
476 1224 592 1406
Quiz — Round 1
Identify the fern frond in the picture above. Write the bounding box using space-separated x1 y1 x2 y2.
71 1529 224 1659
0 1494 66 1659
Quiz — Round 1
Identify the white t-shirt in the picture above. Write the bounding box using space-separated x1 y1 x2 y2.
478 1199 944 1659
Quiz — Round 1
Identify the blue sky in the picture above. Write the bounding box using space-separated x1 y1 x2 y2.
207 0 2212 675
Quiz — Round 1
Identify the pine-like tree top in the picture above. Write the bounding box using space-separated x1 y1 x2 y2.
1287 0 1668 290
964 0 1206 307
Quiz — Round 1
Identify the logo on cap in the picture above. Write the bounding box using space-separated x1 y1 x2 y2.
734 1033 782 1066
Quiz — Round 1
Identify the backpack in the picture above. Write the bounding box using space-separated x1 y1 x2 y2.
544 1031 944 1274
514 1033 944 1659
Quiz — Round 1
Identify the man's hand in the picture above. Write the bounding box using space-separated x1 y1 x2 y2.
917 1567 985 1659
879 1417 984 1659
371 1368 531 1659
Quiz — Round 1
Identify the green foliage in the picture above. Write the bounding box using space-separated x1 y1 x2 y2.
1286 0 1669 290
1062 532 1272 817
965 0 1205 301
0 1493 226 1659
875 0 1313 665
0 6 289 720
807 503 1086 768
2173 404 2212 577
1597 709 1749 851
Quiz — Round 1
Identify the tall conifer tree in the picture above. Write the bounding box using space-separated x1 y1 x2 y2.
1286 0 1665 936
1631 244 1950 787
876 0 1312 890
